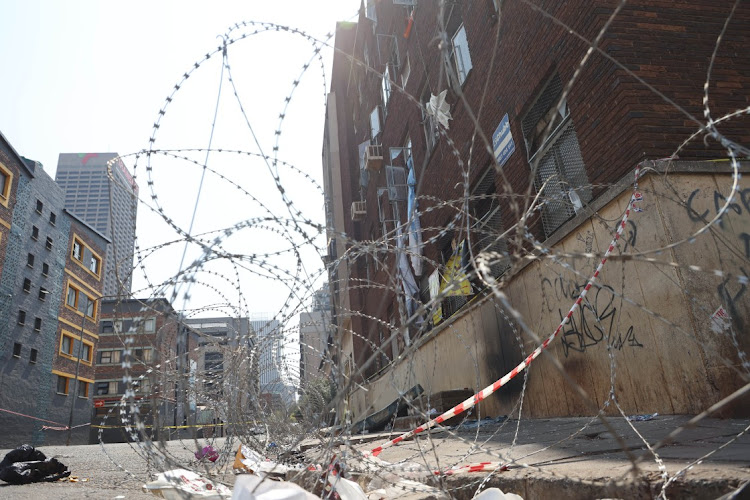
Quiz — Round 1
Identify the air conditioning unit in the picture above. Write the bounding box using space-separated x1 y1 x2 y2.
393 0 416 5
364 144 383 172
351 200 367 221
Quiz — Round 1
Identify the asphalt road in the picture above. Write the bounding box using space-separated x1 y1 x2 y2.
0 437 238 499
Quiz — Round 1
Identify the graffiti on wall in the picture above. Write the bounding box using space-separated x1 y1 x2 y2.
686 188 750 258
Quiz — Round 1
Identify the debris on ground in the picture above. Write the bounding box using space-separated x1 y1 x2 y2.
195 445 220 463
233 444 288 476
232 474 319 500
473 488 524 500
0 444 71 485
142 468 231 499
627 412 659 422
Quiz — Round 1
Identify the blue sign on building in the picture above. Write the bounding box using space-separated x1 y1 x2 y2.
492 113 515 167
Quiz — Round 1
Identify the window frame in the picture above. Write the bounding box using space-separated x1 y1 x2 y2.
31 226 39 240
381 65 392 112
401 54 410 87
22 278 31 293
57 375 69 395
34 317 42 332
17 310 26 325
29 348 37 364
12 342 21 358
35 199 43 214
451 24 473 86
0 161 13 207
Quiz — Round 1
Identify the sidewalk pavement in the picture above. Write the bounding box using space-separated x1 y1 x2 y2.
303 415 750 499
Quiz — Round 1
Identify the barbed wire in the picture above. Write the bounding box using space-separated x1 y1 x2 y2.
88 2 750 499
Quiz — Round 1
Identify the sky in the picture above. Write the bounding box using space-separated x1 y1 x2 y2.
0 0 358 308
1 1 360 384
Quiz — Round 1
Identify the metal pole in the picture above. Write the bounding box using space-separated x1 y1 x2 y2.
66 297 91 446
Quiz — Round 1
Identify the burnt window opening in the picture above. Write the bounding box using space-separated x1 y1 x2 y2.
522 72 591 237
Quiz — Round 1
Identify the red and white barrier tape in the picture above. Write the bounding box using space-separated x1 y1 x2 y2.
0 406 67 427
369 167 641 458
439 461 509 475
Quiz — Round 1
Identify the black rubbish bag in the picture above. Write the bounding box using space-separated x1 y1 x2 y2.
0 444 71 484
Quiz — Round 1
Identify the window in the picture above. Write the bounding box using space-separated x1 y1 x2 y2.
22 278 31 293
12 343 21 358
45 237 53 250
66 286 76 308
29 348 37 364
34 317 42 331
96 381 118 396
27 253 34 268
135 348 153 363
17 310 26 325
99 350 122 364
78 381 89 398
421 88 439 152
82 343 92 363
381 66 391 111
35 199 43 214
72 240 82 261
57 375 69 395
86 297 95 318
365 0 377 22
451 24 473 85
31 226 39 240
101 320 113 333
144 318 156 333
38 287 47 301
370 107 381 143
61 334 73 355
0 162 12 206
89 255 100 275
401 54 410 87
42 263 49 276
135 378 151 394
49 212 56 225
522 73 591 237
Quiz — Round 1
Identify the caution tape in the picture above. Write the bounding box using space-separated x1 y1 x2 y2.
369 167 642 457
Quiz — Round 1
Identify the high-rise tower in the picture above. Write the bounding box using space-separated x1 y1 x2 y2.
55 153 138 297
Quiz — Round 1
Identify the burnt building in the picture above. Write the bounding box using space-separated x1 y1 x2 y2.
323 1 750 422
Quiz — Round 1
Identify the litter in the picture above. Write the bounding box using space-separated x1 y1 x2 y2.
231 474 319 499
233 445 288 475
143 468 231 499
195 445 220 462
473 488 524 499
456 415 508 430
0 444 70 484
627 413 658 422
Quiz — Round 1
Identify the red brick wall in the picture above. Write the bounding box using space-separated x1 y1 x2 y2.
332 0 750 375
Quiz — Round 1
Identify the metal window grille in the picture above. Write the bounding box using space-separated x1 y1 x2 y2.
532 121 591 237
522 73 590 237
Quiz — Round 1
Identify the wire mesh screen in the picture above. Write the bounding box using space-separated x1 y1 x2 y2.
533 120 591 237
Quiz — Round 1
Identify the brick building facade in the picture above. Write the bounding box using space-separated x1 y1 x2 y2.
0 131 109 446
324 1 750 419
92 298 181 443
